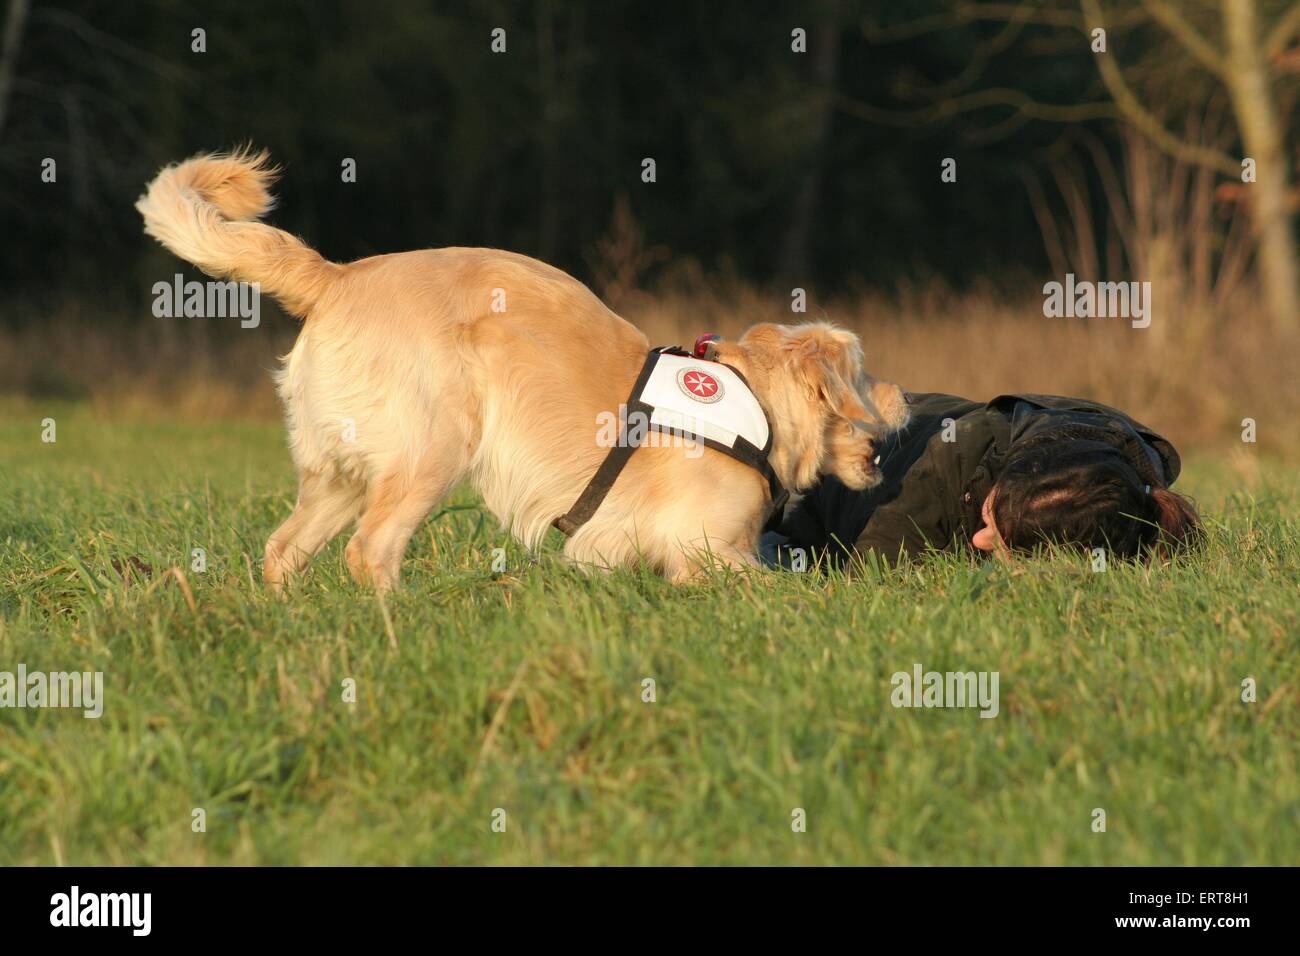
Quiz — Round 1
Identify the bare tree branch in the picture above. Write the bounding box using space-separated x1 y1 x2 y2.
863 1 1147 42
858 0 1243 174
891 13 1031 102
833 85 1119 126
1265 3 1300 56
1080 0 1238 175
861 10 966 42
1141 0 1229 77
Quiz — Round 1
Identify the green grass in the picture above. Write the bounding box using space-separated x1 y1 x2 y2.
1 399 1297 865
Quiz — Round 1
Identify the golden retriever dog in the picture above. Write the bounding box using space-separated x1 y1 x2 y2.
137 148 907 589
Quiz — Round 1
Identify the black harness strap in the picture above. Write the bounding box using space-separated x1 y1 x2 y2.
553 347 788 537
552 433 639 537
732 436 790 526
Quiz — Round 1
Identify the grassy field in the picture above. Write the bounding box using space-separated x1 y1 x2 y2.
0 398 1297 866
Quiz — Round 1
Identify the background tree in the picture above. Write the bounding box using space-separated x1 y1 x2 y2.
853 0 1299 327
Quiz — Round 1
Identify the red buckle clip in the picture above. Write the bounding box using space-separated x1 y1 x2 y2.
693 333 721 360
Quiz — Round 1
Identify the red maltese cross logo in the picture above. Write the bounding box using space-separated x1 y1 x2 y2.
676 366 724 404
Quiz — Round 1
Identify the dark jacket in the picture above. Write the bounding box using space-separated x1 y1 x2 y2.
778 392 1182 564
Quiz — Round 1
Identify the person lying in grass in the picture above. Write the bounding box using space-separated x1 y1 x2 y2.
765 392 1202 566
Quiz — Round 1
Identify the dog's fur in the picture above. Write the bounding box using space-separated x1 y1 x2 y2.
137 148 908 589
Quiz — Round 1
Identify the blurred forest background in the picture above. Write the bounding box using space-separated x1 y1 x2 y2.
0 0 1297 453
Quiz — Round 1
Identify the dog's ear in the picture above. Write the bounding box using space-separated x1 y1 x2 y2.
812 326 865 384
788 325 863 380
787 325 871 422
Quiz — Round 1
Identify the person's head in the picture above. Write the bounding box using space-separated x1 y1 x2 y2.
970 438 1202 559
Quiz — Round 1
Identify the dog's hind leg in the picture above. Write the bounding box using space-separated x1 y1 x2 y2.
345 455 467 592
264 469 366 594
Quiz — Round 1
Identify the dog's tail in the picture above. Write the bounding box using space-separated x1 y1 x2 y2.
136 147 338 317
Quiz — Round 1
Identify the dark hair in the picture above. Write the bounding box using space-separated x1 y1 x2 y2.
990 437 1202 559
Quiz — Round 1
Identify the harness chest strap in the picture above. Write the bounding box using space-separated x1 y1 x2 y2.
553 347 789 537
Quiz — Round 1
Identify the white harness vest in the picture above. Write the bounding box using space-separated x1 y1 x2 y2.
637 351 770 453
554 346 788 536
